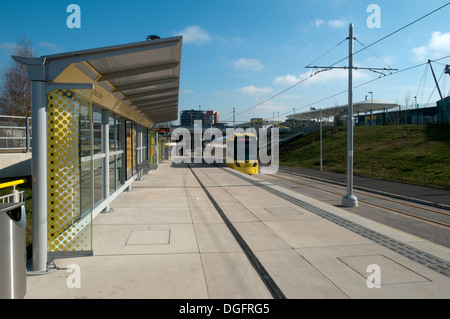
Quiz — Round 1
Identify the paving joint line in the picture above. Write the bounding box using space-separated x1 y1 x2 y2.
221 167 450 278
187 163 287 299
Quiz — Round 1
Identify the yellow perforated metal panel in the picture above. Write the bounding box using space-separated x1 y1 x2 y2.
47 89 93 252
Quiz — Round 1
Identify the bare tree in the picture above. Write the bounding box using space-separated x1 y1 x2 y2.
0 37 36 117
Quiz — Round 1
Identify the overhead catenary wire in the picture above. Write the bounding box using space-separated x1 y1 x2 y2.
306 38 348 68
221 37 351 123
329 2 450 68
221 70 323 123
227 56 449 123
354 38 394 72
286 55 450 117
223 2 450 124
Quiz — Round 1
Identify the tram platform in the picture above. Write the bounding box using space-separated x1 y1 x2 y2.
25 160 450 299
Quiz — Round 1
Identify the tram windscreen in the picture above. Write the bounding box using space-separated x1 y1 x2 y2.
234 135 257 161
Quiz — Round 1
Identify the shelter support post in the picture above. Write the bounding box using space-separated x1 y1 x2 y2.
31 80 48 272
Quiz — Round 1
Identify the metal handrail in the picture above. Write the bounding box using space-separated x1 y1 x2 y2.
0 179 26 204
0 179 26 190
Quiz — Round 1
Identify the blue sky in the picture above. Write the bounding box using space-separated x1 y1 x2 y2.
1 0 450 125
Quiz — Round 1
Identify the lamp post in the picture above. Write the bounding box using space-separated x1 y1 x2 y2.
414 96 418 125
311 107 323 172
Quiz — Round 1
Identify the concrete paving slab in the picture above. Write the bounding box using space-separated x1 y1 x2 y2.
93 224 198 255
234 222 292 252
94 207 193 225
296 244 450 298
338 254 429 285
25 161 450 300
190 204 225 224
112 187 189 208
26 254 208 299
127 229 171 245
264 218 374 249
255 249 349 299
246 205 316 221
219 206 260 223
194 223 242 253
200 252 273 299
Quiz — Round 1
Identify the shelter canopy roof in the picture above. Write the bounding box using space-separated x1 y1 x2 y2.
13 36 183 127
287 99 399 121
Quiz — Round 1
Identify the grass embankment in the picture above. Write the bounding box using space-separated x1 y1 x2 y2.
280 124 450 189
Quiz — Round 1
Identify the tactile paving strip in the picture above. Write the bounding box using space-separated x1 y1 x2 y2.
223 168 450 278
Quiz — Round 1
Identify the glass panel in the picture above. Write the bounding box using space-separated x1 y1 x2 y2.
47 88 92 253
109 155 116 194
149 131 155 164
116 153 123 188
116 118 122 151
109 116 116 152
133 122 137 171
93 157 104 205
92 108 103 154
126 121 133 179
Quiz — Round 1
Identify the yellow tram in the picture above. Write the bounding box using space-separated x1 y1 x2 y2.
204 132 258 175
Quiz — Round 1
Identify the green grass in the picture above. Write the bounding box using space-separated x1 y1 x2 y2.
280 124 450 189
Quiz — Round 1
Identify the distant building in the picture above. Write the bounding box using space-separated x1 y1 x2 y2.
180 109 219 126
205 110 219 125
180 109 205 126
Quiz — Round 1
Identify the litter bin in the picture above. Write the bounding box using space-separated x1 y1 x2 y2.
0 202 26 299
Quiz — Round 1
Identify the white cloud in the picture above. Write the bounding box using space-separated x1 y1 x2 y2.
255 101 289 113
315 18 324 28
328 18 347 28
239 85 273 96
234 58 264 71
0 42 18 51
39 41 63 53
182 89 195 94
273 74 301 86
274 69 370 87
412 31 450 61
176 26 210 44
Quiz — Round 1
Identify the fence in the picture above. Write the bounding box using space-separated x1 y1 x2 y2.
0 115 31 152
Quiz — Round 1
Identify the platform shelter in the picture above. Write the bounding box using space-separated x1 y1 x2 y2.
13 36 183 272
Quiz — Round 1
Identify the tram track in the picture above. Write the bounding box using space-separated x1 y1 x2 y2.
276 169 450 211
274 170 450 230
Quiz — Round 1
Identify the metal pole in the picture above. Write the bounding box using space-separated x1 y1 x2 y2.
233 107 236 129
103 111 110 212
342 24 358 207
25 117 30 153
428 60 443 100
31 80 48 271
320 108 323 172
414 96 418 125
